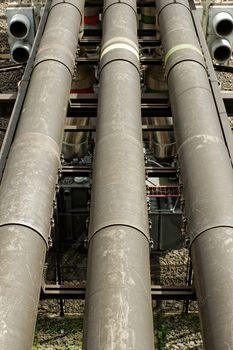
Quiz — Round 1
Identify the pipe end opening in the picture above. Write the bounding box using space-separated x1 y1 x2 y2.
214 45 232 62
216 19 233 36
10 21 28 39
12 46 30 63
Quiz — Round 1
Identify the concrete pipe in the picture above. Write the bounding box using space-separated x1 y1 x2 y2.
157 1 233 349
83 0 154 349
0 1 85 348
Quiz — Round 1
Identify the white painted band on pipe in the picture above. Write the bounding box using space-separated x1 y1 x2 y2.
100 42 139 61
102 37 139 53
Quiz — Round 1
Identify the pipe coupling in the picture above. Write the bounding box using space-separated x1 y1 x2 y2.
34 0 84 76
103 0 137 18
50 0 84 22
89 136 150 242
157 0 191 17
34 44 76 77
177 136 233 247
0 133 60 247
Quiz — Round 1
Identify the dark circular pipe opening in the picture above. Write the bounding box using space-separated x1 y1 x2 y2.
214 45 231 62
12 47 29 63
10 21 28 38
216 19 233 36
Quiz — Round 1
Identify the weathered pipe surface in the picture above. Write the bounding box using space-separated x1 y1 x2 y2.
83 0 154 349
157 1 233 349
0 0 84 348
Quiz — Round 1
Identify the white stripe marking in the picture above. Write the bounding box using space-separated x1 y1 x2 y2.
100 42 139 61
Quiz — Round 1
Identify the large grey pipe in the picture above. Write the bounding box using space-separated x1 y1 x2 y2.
0 0 84 348
83 0 154 349
157 1 233 349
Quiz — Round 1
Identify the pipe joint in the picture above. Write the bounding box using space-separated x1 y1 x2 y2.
33 0 85 76
34 42 77 77
103 0 137 19
0 133 60 249
164 44 205 78
0 223 49 247
89 224 150 246
157 0 191 18
34 57 74 77
100 45 140 74
50 0 84 25
189 225 233 247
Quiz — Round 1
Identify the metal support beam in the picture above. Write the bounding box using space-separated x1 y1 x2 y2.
2 91 233 117
41 284 196 301
61 165 177 178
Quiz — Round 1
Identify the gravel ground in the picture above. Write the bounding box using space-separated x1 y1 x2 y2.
157 314 203 350
33 314 83 350
217 71 233 90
